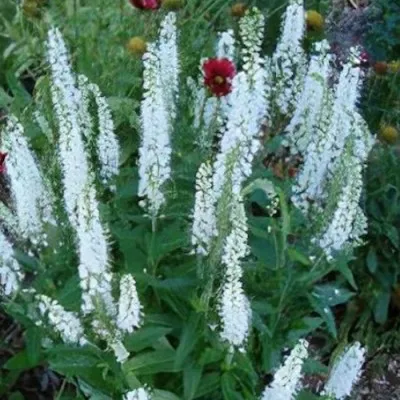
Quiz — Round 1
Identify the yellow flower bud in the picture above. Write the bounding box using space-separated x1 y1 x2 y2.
306 10 324 32
380 125 399 145
389 60 400 74
126 37 147 56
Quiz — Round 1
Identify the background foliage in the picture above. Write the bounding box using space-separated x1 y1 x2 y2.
0 0 399 399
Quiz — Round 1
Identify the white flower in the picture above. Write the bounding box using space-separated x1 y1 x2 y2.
124 388 152 400
316 150 366 259
218 197 251 348
272 0 306 115
117 274 143 333
261 339 309 400
292 59 367 215
47 27 90 229
191 162 218 256
76 185 115 316
0 229 23 295
138 43 172 218
110 339 130 363
80 76 120 188
286 40 332 154
213 72 263 198
323 342 366 399
240 7 270 125
1 115 54 243
37 294 87 345
158 12 179 119
217 29 236 60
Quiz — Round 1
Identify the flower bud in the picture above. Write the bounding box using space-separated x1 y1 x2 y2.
374 61 388 75
306 10 324 31
126 37 147 56
380 125 398 144
231 3 247 18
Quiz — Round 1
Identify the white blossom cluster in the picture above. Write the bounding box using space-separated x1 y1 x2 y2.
212 72 263 198
47 27 90 229
285 40 332 154
80 75 120 188
191 162 218 255
218 197 251 348
239 7 270 124
1 116 54 245
158 12 179 119
316 150 365 260
46 27 142 360
37 294 87 345
138 39 173 218
117 274 143 334
76 185 115 316
124 388 152 400
287 50 373 258
217 29 236 60
322 342 366 399
0 229 23 296
272 0 306 116
261 339 309 400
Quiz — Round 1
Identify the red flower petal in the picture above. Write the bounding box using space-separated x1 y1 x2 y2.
203 58 236 97
129 0 160 10
0 152 7 174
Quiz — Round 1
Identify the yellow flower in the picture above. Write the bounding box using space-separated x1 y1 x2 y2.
162 0 184 10
231 3 247 18
126 37 147 56
389 60 400 74
306 10 324 32
380 125 398 144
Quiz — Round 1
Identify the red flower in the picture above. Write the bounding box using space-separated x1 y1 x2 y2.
0 152 7 174
203 58 236 97
129 0 160 10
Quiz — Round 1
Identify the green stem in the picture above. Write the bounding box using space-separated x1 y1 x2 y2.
55 379 67 400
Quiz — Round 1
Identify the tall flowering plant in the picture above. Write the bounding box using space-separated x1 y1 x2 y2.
0 2 375 399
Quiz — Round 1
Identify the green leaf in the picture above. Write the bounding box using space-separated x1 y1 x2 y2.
221 373 242 400
313 284 354 307
123 349 179 375
174 313 202 369
287 317 323 342
297 390 324 400
153 389 182 400
366 247 378 274
57 275 81 310
125 326 173 352
287 248 312 266
309 295 337 338
8 392 24 400
373 291 391 324
4 350 39 370
193 372 220 399
336 260 358 290
199 348 224 366
47 345 102 376
183 363 202 400
24 327 42 365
